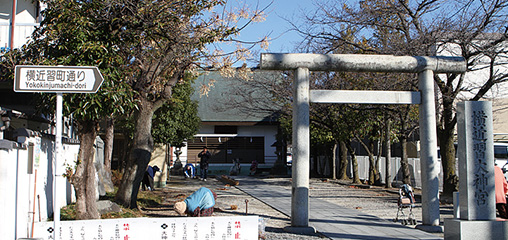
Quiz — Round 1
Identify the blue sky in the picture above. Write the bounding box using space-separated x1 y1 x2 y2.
235 0 315 52
212 0 319 65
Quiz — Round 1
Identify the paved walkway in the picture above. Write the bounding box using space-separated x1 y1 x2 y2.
234 176 442 240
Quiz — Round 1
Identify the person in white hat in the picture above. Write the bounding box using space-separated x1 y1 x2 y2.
174 187 217 217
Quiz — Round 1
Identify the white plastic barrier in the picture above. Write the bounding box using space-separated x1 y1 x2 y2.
33 216 259 240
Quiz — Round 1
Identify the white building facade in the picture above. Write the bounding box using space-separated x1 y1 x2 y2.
177 70 284 175
0 0 43 51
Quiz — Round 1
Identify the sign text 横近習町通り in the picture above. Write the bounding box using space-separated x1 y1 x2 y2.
14 66 103 93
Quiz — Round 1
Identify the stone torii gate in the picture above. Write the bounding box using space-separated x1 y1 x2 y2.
259 53 466 233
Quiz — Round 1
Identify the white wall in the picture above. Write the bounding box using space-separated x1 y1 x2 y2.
337 156 428 189
0 0 41 49
0 136 79 239
493 98 508 134
437 41 508 100
436 41 508 136
0 145 19 240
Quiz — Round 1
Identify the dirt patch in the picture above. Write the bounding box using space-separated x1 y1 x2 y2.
139 176 327 239
137 176 450 239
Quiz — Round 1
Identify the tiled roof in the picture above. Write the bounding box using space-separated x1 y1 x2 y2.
191 69 282 123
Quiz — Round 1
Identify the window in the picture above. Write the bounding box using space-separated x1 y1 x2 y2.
214 126 237 134
187 136 265 163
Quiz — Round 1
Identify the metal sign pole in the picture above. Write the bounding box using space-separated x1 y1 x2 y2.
53 92 62 240
13 65 104 239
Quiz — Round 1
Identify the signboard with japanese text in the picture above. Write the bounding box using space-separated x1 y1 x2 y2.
457 101 495 220
33 215 259 240
14 65 104 93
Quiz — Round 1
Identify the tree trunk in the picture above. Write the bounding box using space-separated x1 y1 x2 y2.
311 145 319 177
357 137 379 185
102 117 115 193
338 140 349 180
398 111 411 185
115 98 157 208
104 117 114 173
385 118 392 188
438 91 459 198
71 120 100 220
438 126 459 197
346 139 361 184
370 140 382 185
400 136 411 184
332 142 337 179
367 141 378 185
118 134 132 173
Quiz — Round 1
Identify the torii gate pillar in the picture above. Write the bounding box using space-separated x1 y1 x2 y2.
418 69 441 227
290 67 312 230
260 53 466 233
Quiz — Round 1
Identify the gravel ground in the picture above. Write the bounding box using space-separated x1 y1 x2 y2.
141 176 451 239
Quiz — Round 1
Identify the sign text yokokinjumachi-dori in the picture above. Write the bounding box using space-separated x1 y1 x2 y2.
14 65 104 93
24 69 87 90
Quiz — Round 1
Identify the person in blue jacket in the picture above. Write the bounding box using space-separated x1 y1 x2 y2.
174 187 217 217
142 165 160 191
183 163 196 178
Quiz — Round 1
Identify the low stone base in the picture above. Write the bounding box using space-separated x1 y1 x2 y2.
444 218 508 240
415 224 444 233
96 200 121 215
283 226 317 234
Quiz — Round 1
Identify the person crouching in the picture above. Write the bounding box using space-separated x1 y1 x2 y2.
174 187 217 217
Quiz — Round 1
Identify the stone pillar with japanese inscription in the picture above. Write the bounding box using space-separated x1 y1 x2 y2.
457 101 495 221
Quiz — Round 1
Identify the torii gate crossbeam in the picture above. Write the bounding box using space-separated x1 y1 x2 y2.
259 53 466 233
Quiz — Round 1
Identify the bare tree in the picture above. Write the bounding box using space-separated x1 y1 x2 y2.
292 0 508 197
211 69 287 117
111 0 271 208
